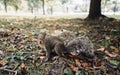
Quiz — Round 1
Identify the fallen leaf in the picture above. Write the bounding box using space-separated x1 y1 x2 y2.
75 59 81 66
35 63 41 66
110 46 119 53
69 64 79 72
109 60 120 66
82 62 89 68
6 49 18 52
0 50 5 58
40 56 46 60
44 66 52 73
105 36 110 40
28 36 36 42
107 72 114 75
105 51 118 57
0 59 8 66
21 63 25 68
97 47 105 51
38 51 45 56
0 67 4 69
70 51 78 56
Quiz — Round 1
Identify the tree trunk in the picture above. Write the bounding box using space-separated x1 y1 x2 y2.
87 0 102 19
42 0 45 15
86 0 115 21
113 0 117 14
4 1 7 13
50 6 53 15
31 7 34 13
66 7 68 13
15 6 19 13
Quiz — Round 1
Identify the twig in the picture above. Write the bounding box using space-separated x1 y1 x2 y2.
0 68 17 75
22 52 37 54
61 57 75 65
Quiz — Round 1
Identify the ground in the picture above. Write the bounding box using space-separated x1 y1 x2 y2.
0 15 120 75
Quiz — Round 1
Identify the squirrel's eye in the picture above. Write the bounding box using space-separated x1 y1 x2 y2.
39 41 42 44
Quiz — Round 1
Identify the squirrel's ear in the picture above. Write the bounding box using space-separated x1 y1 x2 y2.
38 32 46 39
42 32 46 39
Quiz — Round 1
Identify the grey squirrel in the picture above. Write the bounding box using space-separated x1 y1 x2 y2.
66 35 94 58
37 33 66 61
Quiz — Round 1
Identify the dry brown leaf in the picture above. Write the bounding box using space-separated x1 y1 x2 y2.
38 51 45 56
20 63 25 68
110 46 119 53
75 59 81 66
44 66 51 73
35 63 41 66
27 31 33 35
82 62 89 68
49 27 55 34
0 67 4 70
107 72 114 75
0 50 5 57
97 47 105 51
70 51 77 56
69 64 79 72
40 56 46 60
105 51 118 57
1 25 5 28
6 49 18 52
105 36 110 40
50 30 62 36
28 36 36 42
0 59 8 66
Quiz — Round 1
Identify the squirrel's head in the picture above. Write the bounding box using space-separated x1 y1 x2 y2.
37 32 46 50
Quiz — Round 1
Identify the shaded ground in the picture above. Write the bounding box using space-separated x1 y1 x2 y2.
0 16 120 75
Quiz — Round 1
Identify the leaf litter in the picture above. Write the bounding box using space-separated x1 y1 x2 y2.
0 17 120 75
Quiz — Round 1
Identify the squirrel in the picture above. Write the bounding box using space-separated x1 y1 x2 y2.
37 33 66 61
66 35 95 58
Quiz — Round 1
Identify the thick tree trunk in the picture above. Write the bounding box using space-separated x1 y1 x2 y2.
87 0 102 19
86 0 115 21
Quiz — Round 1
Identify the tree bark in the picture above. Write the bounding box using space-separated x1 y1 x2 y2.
87 0 102 19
